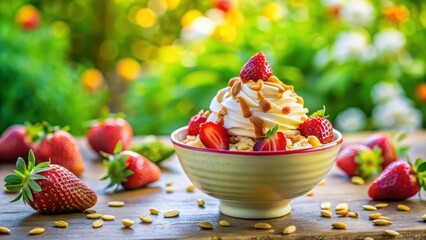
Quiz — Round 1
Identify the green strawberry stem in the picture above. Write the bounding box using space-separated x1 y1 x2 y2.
355 146 384 179
100 141 133 192
3 150 50 205
393 132 410 158
310 105 329 118
411 158 426 198
264 125 278 138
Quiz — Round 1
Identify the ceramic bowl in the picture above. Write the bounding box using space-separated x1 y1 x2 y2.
171 126 343 219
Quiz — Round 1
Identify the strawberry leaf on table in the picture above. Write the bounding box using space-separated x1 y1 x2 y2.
4 150 49 205
129 136 175 166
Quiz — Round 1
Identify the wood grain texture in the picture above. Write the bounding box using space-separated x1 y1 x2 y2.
0 132 426 239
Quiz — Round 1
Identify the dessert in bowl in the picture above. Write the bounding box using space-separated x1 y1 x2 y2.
171 52 343 219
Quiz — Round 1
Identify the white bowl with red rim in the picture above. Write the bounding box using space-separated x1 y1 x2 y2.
171 126 343 219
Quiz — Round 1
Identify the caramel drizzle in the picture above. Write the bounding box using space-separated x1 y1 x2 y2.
230 80 242 97
257 91 272 113
216 107 227 126
282 106 291 115
249 116 265 138
236 97 252 118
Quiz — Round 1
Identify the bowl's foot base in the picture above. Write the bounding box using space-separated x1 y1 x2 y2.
219 201 292 219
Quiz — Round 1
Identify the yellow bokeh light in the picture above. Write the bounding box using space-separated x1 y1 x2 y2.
116 58 142 81
213 24 237 43
225 8 244 26
81 68 104 93
135 8 157 28
181 9 202 27
263 2 285 22
165 0 180 10
158 45 182 64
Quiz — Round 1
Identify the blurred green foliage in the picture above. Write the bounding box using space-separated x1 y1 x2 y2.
1 0 425 135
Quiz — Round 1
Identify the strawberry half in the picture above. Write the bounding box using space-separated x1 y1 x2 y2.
368 158 426 200
187 110 210 136
336 144 383 179
239 52 273 83
300 106 334 144
4 150 97 214
199 122 230 150
254 125 287 151
101 142 161 191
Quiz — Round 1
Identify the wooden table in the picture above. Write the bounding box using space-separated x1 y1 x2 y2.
1 132 426 239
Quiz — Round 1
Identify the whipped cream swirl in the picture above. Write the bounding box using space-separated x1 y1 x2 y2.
207 77 308 139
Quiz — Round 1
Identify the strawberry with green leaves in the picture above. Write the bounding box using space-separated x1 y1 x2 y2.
4 150 97 214
0 124 34 162
336 144 383 179
101 143 161 191
368 158 426 200
239 52 273 83
34 122 85 175
300 106 334 144
254 125 287 151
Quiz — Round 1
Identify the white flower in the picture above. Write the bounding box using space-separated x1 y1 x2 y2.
332 32 369 62
181 17 215 42
335 107 367 132
371 81 403 104
341 0 374 26
373 29 406 55
372 97 422 131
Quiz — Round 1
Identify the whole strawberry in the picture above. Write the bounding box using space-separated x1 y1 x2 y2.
300 106 334 144
87 115 133 155
240 52 273 83
254 125 287 151
336 144 383 179
199 122 230 150
363 133 409 169
0 124 33 162
101 143 161 191
368 158 426 200
4 150 97 214
34 123 85 175
187 110 210 136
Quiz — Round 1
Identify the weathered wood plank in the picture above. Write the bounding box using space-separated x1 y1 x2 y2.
0 132 425 239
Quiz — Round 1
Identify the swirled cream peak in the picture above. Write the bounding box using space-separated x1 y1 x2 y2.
207 76 308 139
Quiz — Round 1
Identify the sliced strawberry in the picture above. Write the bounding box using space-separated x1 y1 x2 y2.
239 52 273 83
253 125 287 151
300 106 334 144
368 158 426 200
199 122 230 150
187 110 210 136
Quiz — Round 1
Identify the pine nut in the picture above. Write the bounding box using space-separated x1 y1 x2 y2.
306 190 314 196
122 219 135 228
378 216 390 220
351 176 365 185
283 225 296 235
140 214 152 223
164 210 180 218
335 203 348 211
363 205 377 211
165 180 173 186
332 222 347 229
102 215 115 221
219 220 230 227
319 179 326 186
108 201 125 207
92 220 103 228
198 222 213 230
29 227 45 235
397 204 410 211
321 210 333 218
375 203 388 209
54 220 68 228
149 207 159 215
348 212 359 218
84 209 97 214
336 210 348 216
372 219 392 226
384 230 400 236
254 223 272 230
369 213 382 220
165 186 174 193
422 214 426 221
0 227 11 234
364 237 374 240
197 199 205 207
87 213 102 219
186 185 195 192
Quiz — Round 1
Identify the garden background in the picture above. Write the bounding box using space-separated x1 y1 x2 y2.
1 0 425 135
